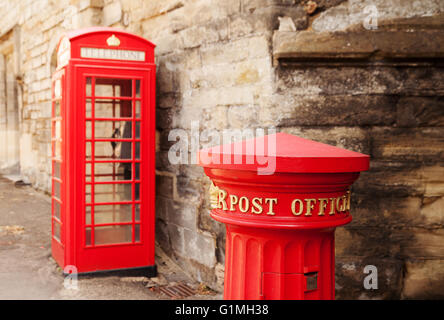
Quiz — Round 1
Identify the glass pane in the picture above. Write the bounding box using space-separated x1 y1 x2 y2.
86 99 92 118
135 224 140 242
55 120 61 140
54 180 61 199
94 183 132 203
135 79 140 98
54 161 61 179
53 220 61 241
86 142 92 159
135 101 141 118
85 163 92 182
86 121 92 139
55 141 61 159
135 142 140 159
94 99 132 118
135 163 140 180
94 141 132 160
86 77 92 96
86 206 92 225
85 184 91 203
53 200 61 219
135 204 140 221
54 79 62 99
94 225 132 245
94 120 132 139
54 101 61 117
135 183 140 201
95 78 132 97
85 227 92 246
94 162 131 182
94 204 132 224
135 121 140 138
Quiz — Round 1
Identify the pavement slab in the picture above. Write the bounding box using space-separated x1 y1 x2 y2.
0 176 221 300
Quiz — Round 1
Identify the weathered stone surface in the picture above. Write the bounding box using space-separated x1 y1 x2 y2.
275 95 397 127
370 127 444 162
102 1 122 26
274 28 444 63
396 96 444 127
277 66 444 96
335 256 403 300
311 0 443 32
403 259 444 299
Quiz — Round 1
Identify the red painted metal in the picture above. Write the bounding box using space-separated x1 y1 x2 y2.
198 133 369 300
51 28 156 275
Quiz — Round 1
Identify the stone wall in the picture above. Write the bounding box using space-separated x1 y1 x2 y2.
0 0 443 298
272 0 444 299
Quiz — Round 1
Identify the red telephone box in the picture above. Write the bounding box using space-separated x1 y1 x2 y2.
198 133 369 299
51 27 156 276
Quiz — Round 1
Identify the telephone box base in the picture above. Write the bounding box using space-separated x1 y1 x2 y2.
63 265 157 278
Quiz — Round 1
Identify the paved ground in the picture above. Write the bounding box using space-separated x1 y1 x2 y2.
0 175 221 300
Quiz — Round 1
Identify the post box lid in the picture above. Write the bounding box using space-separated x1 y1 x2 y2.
198 132 370 173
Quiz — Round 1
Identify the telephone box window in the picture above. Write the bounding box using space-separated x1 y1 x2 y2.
86 77 92 96
94 204 132 224
93 183 133 203
135 101 141 118
53 200 61 219
94 162 131 182
53 221 61 241
94 225 132 245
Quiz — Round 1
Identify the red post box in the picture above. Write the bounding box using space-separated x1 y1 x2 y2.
198 132 369 299
51 28 156 276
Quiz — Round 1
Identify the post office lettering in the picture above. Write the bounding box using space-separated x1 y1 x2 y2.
214 188 351 217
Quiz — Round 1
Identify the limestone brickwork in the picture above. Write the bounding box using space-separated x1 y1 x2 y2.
0 0 443 299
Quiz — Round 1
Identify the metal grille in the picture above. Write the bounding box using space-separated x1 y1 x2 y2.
158 283 196 299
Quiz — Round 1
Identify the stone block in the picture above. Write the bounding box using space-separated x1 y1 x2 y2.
396 96 444 127
183 229 216 268
275 94 397 127
370 127 443 162
156 173 174 197
403 259 444 299
103 1 122 26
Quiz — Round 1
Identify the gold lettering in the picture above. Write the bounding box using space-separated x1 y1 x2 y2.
318 198 329 216
291 199 304 216
218 189 228 211
229 195 239 211
239 196 249 213
305 198 317 216
335 197 342 213
265 198 278 216
346 190 351 211
329 198 336 215
251 197 263 214
340 195 347 212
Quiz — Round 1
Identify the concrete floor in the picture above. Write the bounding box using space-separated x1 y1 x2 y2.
0 175 221 300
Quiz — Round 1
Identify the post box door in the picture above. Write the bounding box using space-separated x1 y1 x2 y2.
73 66 155 272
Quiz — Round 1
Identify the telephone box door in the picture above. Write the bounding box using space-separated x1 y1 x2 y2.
74 66 155 272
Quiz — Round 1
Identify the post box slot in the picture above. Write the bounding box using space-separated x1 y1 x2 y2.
304 272 318 291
